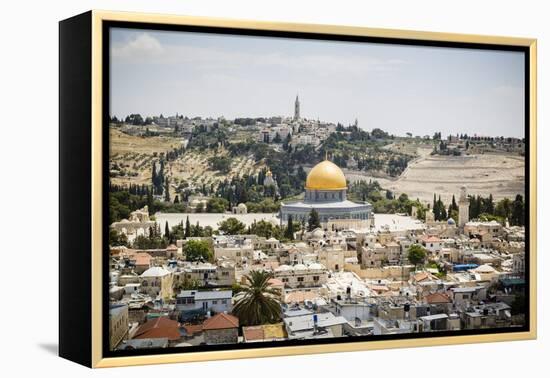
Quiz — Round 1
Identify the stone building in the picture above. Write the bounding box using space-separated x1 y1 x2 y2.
232 203 248 214
176 289 233 315
109 304 129 350
274 262 328 288
202 313 239 345
110 206 156 242
139 266 173 300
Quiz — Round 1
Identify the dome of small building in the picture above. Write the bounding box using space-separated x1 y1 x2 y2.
293 263 307 271
275 264 292 272
311 228 325 239
473 264 496 273
447 218 456 225
305 160 347 190
308 263 324 270
237 203 247 210
141 266 170 278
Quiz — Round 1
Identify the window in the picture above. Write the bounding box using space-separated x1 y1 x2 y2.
282 278 289 283
212 300 218 304
297 277 304 282
313 276 319 281
222 299 227 304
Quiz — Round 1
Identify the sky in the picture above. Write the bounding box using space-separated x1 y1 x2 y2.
110 27 525 138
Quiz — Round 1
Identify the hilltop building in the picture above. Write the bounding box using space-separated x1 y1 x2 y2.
280 160 372 224
263 170 277 187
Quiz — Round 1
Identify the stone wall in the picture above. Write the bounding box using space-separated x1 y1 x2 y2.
344 263 414 280
204 328 238 345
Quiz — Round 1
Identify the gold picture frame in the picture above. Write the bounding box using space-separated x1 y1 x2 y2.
59 10 537 368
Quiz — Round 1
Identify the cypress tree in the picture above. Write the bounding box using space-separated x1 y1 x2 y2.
438 196 447 220
184 216 191 238
451 195 458 212
285 215 295 240
511 194 525 226
307 209 321 231
164 177 170 202
164 221 170 241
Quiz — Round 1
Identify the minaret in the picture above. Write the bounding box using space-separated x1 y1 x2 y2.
294 95 300 121
458 186 469 227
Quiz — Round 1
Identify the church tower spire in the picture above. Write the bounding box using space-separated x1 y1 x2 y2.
294 94 300 121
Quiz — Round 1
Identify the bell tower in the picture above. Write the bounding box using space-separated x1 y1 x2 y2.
294 94 300 121
458 186 469 227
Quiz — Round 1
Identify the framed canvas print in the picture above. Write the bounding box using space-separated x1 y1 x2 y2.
59 10 537 368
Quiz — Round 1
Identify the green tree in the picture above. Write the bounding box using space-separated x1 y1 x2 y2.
164 221 170 242
164 177 171 202
195 202 204 213
208 156 232 173
407 244 427 267
248 220 274 238
184 216 191 238
495 197 512 221
450 195 459 212
232 270 282 326
307 208 321 231
206 197 229 213
183 240 212 262
284 215 295 240
218 217 246 235
109 228 128 247
511 194 525 226
170 221 185 241
175 276 201 291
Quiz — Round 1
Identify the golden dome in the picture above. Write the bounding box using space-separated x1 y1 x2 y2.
305 160 347 190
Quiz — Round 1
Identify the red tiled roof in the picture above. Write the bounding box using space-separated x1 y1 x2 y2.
183 324 203 336
134 317 181 341
202 313 239 330
129 252 152 266
425 292 451 304
242 326 264 341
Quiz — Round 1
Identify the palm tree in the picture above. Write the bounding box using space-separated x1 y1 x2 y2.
232 271 282 326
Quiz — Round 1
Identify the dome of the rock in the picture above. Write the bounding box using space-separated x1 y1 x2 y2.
305 160 347 190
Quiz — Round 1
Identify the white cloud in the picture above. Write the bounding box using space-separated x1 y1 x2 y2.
110 32 406 77
111 33 164 59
